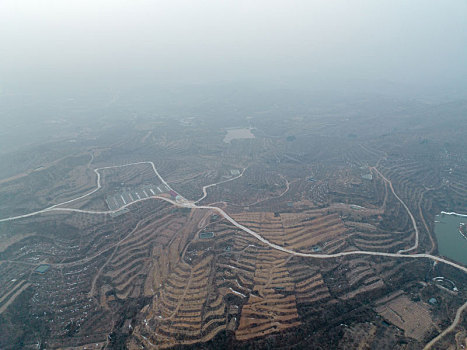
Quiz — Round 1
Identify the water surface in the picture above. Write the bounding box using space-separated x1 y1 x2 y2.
223 128 255 143
434 212 467 265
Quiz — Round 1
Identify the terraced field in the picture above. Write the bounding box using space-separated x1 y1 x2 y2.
231 211 348 254
1 96 467 349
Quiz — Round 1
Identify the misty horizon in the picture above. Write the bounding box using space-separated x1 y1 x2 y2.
1 0 467 98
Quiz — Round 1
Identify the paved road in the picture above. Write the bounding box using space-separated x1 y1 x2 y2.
423 299 467 349
0 161 172 223
1 160 466 348
2 160 466 271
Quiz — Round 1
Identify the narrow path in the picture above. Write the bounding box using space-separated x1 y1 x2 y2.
370 167 419 253
0 283 31 314
419 189 436 254
208 174 292 208
164 271 193 321
88 219 146 297
242 174 291 207
423 300 467 350
195 166 248 204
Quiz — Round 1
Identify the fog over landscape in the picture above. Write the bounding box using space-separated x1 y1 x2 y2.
1 1 467 349
1 1 467 93
1 0 466 153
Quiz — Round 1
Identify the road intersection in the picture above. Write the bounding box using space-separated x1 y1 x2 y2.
1 160 466 348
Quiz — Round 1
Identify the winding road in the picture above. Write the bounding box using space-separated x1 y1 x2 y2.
1 160 466 348
370 167 419 253
423 299 467 349
0 161 176 223
195 166 248 203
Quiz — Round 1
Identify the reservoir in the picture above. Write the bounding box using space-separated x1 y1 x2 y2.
223 128 255 143
434 212 467 265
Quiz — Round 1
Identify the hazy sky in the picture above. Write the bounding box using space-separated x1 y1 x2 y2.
1 0 467 93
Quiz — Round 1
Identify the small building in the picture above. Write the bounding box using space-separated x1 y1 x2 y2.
428 298 438 305
230 169 241 176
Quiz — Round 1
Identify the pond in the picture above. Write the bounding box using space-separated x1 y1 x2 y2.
223 128 255 143
434 211 467 265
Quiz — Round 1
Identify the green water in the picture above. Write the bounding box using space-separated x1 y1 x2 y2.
434 212 467 265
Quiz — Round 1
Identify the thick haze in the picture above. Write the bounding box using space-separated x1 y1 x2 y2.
1 0 467 95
